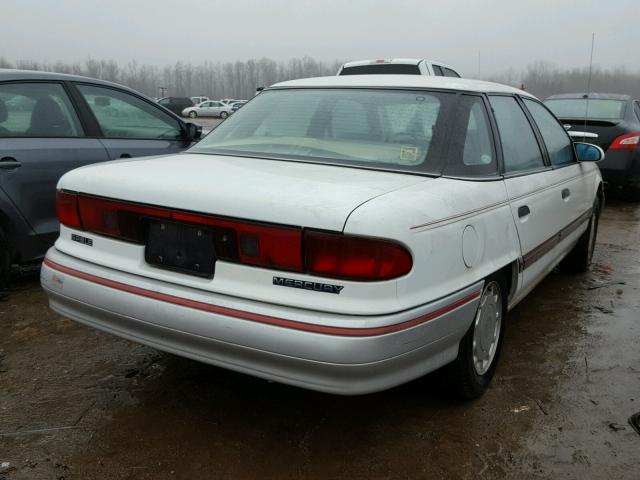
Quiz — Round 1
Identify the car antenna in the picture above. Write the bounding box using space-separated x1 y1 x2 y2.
583 33 596 138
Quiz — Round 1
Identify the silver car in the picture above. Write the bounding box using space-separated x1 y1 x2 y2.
182 100 232 119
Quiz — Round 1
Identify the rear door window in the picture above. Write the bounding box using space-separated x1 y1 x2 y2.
489 96 545 173
77 84 183 139
432 65 444 76
0 83 82 137
523 98 574 166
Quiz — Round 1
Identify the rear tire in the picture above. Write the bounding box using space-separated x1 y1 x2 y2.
220 111 228 119
562 196 600 273
188 111 198 118
447 274 506 400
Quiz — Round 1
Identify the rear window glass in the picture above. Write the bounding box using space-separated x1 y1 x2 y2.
340 64 421 75
191 88 460 175
544 99 626 120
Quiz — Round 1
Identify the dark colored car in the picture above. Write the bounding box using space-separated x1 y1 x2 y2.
231 101 246 113
0 69 202 286
157 97 195 116
545 93 640 199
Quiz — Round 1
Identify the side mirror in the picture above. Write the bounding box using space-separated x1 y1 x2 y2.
185 122 202 141
574 142 604 162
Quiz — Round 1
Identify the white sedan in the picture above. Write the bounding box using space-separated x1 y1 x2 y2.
182 100 233 119
42 75 604 398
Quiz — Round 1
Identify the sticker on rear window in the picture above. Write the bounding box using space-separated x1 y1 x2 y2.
400 146 418 163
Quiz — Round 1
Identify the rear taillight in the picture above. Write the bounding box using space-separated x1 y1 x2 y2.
171 211 303 272
56 193 412 281
610 132 640 150
56 191 81 229
304 230 412 281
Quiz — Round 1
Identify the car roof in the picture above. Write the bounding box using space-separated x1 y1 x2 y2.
0 68 143 95
546 93 632 101
271 75 534 97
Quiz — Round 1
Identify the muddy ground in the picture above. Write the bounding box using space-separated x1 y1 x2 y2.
1 199 638 479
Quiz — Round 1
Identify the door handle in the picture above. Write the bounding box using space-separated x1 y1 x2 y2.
0 157 21 169
561 188 571 200
517 205 530 218
119 153 132 158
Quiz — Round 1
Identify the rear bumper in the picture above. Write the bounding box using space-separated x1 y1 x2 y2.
41 248 482 395
600 149 640 188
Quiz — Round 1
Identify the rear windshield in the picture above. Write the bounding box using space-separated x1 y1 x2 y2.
544 98 626 120
340 64 421 75
191 88 460 175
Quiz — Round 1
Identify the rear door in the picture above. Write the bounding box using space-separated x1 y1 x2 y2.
489 95 566 295
0 81 109 246
521 97 591 229
74 83 191 159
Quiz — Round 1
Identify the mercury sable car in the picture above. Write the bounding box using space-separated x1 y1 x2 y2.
41 76 604 398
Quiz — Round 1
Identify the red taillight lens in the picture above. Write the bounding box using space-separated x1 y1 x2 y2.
56 191 81 228
77 196 170 242
72 194 304 272
304 230 412 281
60 193 410 281
172 211 303 271
610 132 640 150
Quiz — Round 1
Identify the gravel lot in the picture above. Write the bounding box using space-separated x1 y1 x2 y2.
0 200 639 479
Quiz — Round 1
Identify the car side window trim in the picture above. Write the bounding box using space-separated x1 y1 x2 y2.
441 93 500 180
520 96 578 169
487 93 551 176
0 80 88 138
72 82 187 140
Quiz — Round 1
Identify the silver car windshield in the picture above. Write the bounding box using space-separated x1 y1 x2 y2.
190 88 455 175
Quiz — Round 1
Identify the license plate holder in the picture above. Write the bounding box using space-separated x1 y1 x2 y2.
145 220 216 278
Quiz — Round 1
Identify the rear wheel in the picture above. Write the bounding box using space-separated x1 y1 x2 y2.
448 274 506 400
220 111 228 119
188 111 198 118
562 196 600 272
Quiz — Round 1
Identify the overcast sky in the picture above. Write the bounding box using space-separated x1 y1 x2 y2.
4 0 639 75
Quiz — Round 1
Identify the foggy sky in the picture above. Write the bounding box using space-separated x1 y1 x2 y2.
4 0 639 76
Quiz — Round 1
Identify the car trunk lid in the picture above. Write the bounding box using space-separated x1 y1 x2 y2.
560 119 627 150
58 153 429 232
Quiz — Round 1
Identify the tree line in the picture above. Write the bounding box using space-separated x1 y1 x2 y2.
1 56 639 101
487 61 640 100
0 56 342 100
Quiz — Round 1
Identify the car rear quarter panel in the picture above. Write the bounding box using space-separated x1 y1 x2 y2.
344 178 521 308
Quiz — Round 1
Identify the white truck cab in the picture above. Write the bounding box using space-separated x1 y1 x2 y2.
337 58 461 77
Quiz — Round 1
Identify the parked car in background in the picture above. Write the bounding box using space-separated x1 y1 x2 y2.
190 96 209 105
182 100 233 119
230 101 247 113
157 96 195 116
0 69 202 286
42 75 603 399
545 93 640 200
338 59 461 77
